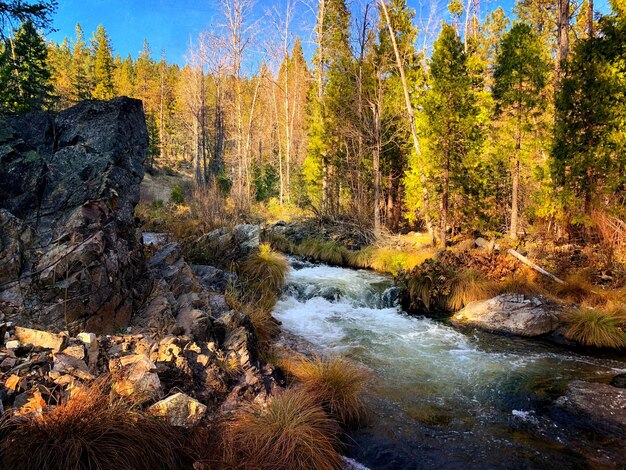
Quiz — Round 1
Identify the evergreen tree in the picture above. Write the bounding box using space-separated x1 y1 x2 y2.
47 37 73 108
419 24 481 246
91 24 114 100
493 23 549 239
71 24 92 101
551 3 626 227
0 19 52 113
0 0 57 39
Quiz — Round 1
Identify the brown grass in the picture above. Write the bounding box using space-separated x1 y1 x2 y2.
221 388 343 470
563 307 626 349
447 269 494 311
492 272 548 297
280 354 369 427
555 272 607 306
0 378 195 470
240 244 290 300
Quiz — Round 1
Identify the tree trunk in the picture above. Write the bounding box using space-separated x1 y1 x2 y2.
587 0 593 37
556 0 570 79
372 103 381 237
440 156 449 247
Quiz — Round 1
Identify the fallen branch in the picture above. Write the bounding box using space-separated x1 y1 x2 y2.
506 248 566 285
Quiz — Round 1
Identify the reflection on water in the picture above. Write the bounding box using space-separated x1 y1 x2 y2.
273 260 626 470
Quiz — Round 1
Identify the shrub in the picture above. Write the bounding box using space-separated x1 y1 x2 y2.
170 184 185 205
447 268 494 311
265 231 294 254
0 379 193 470
563 307 626 349
280 354 368 427
221 388 343 470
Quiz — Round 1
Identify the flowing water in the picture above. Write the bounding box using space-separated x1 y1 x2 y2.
273 259 626 470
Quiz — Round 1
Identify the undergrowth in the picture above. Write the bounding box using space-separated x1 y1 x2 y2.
563 307 626 349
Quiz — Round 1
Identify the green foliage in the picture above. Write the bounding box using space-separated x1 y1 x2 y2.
297 238 348 266
170 185 185 205
0 19 52 113
0 0 57 39
253 162 279 202
90 24 114 100
551 10 626 227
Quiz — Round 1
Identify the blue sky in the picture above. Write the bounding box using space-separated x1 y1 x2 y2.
46 0 612 66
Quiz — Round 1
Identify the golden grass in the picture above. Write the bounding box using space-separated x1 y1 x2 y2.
240 244 289 295
0 378 192 470
296 239 348 266
279 354 369 427
406 272 436 311
492 273 548 297
265 232 294 254
221 388 343 470
225 287 281 350
563 307 626 349
447 269 494 311
555 272 607 307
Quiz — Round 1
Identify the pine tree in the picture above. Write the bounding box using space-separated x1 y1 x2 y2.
91 24 114 100
47 37 73 109
71 24 92 101
0 19 52 113
551 3 626 227
420 24 480 246
493 23 549 239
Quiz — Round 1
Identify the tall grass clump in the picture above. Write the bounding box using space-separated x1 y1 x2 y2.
493 272 547 297
447 269 494 311
563 307 626 349
555 271 606 306
240 243 289 295
0 378 191 470
222 388 343 470
296 239 348 266
280 354 369 427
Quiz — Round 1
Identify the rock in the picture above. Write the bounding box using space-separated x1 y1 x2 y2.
14 327 65 351
610 373 626 389
0 98 149 333
149 243 199 297
53 352 94 381
5 340 19 349
176 307 211 340
556 381 626 436
61 344 85 360
77 332 99 368
192 265 238 293
451 294 564 337
110 354 161 402
148 392 207 428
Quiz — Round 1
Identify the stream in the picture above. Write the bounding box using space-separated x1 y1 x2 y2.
272 258 626 470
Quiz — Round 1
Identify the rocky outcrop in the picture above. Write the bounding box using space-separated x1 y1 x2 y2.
0 98 149 333
451 294 564 337
556 381 626 436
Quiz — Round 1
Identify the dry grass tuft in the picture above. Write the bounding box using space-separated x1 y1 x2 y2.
296 239 348 266
563 307 626 349
0 378 193 470
555 271 607 306
447 269 494 311
280 354 369 427
221 388 344 470
493 272 548 297
240 244 290 296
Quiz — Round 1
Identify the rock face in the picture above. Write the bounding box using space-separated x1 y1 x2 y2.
0 98 148 333
556 381 626 436
451 294 564 337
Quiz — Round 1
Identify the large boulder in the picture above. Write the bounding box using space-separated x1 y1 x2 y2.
451 294 564 337
556 381 626 436
0 98 149 333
